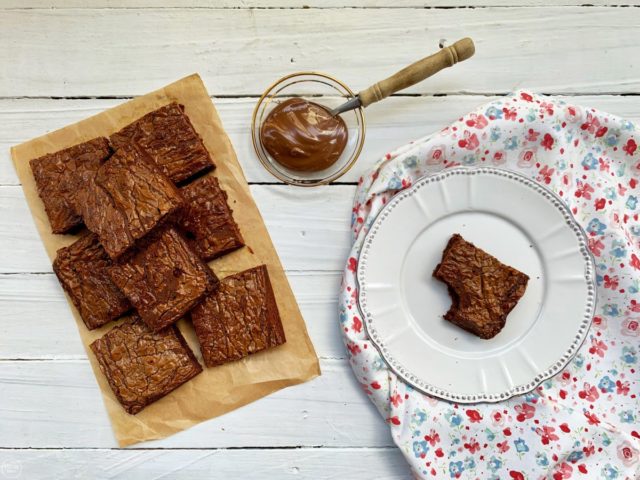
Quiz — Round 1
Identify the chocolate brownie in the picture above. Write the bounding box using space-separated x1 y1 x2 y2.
90 316 202 414
110 103 214 183
53 233 131 330
178 176 244 261
73 143 183 259
190 265 286 367
433 234 529 339
109 227 219 332
29 137 111 233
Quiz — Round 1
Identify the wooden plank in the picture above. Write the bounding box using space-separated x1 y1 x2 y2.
0 359 393 448
4 95 640 186
0 447 410 480
0 272 345 359
0 8 639 96
0 184 355 273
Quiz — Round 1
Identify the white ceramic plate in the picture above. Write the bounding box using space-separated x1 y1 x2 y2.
357 167 596 403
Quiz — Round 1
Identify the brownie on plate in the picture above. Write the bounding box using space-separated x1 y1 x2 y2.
190 265 286 367
73 143 183 259
53 232 131 330
178 175 244 261
109 227 219 332
110 102 214 184
30 137 111 233
433 234 529 340
90 316 202 414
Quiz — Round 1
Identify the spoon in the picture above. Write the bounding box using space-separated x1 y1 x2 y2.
330 37 475 117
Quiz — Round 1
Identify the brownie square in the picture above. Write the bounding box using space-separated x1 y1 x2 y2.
433 234 529 339
30 137 111 233
73 143 183 259
178 176 244 261
90 316 202 414
109 227 219 332
191 265 286 367
110 102 214 183
53 233 131 330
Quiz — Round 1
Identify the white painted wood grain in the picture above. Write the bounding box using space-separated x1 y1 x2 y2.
0 359 392 448
0 185 355 273
1 8 639 97
0 447 410 480
0 272 345 359
3 96 640 186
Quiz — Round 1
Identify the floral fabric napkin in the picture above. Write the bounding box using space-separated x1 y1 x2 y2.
340 91 640 479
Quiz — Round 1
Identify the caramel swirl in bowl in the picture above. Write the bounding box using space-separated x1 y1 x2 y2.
260 98 348 172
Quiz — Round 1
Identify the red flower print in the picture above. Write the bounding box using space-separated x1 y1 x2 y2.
390 393 402 407
631 178 638 189
559 423 570 433
599 157 610 172
536 425 559 445
584 411 600 426
631 253 640 270
503 427 512 436
493 150 506 165
580 113 602 134
595 125 608 138
401 178 412 189
588 237 604 256
617 440 639 467
578 464 588 474
588 337 608 357
616 380 630 395
578 382 599 402
497 440 510 453
525 128 540 142
387 416 401 426
518 149 537 168
370 381 381 390
347 257 357 272
434 448 444 457
520 92 533 102
583 443 595 457
537 165 555 184
594 198 606 211
509 471 525 480
458 131 480 150
346 343 361 355
351 316 362 333
465 113 489 129
514 403 536 422
623 138 638 156
540 101 554 116
490 410 504 426
424 430 440 446
618 183 628 196
426 145 447 165
465 409 483 422
503 107 517 120
541 133 555 151
464 439 480 453
603 275 619 290
630 300 640 313
621 318 640 337
553 462 573 479
575 181 594 200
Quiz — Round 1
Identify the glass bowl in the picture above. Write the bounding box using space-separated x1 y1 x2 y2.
251 72 366 186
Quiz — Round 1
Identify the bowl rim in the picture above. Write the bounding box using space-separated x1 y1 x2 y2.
251 71 366 187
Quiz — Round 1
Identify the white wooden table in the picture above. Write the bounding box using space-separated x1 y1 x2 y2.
1 2 639 479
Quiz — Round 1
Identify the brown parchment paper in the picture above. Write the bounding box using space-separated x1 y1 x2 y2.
10 74 321 447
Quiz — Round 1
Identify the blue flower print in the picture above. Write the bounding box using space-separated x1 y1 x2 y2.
487 456 502 472
339 307 348 324
535 452 549 466
626 195 638 210
462 154 477 165
403 155 418 169
524 391 540 404
622 346 637 364
602 463 619 479
445 411 462 427
463 457 475 469
567 450 584 463
604 186 617 200
630 225 640 237
611 239 627 258
605 130 620 146
573 353 585 368
622 120 635 131
598 375 616 393
514 438 529 453
596 273 604 286
620 410 635 423
490 127 501 141
485 106 503 120
387 176 402 190
372 356 385 371
414 409 427 425
449 461 464 478
412 440 429 458
603 304 620 317
504 136 519 150
485 428 496 441
603 433 612 447
587 218 606 235
526 109 537 123
581 153 599 170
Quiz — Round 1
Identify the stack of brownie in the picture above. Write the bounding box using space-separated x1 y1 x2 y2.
30 103 286 415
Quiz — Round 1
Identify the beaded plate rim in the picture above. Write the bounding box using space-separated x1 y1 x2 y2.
355 166 596 404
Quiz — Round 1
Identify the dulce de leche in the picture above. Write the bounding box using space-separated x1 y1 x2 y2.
260 98 348 172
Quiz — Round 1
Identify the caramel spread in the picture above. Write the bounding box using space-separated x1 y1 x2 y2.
260 98 348 172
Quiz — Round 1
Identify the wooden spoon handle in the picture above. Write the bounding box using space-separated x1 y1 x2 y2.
358 38 475 108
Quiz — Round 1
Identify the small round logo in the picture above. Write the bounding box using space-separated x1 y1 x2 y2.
1 460 22 479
